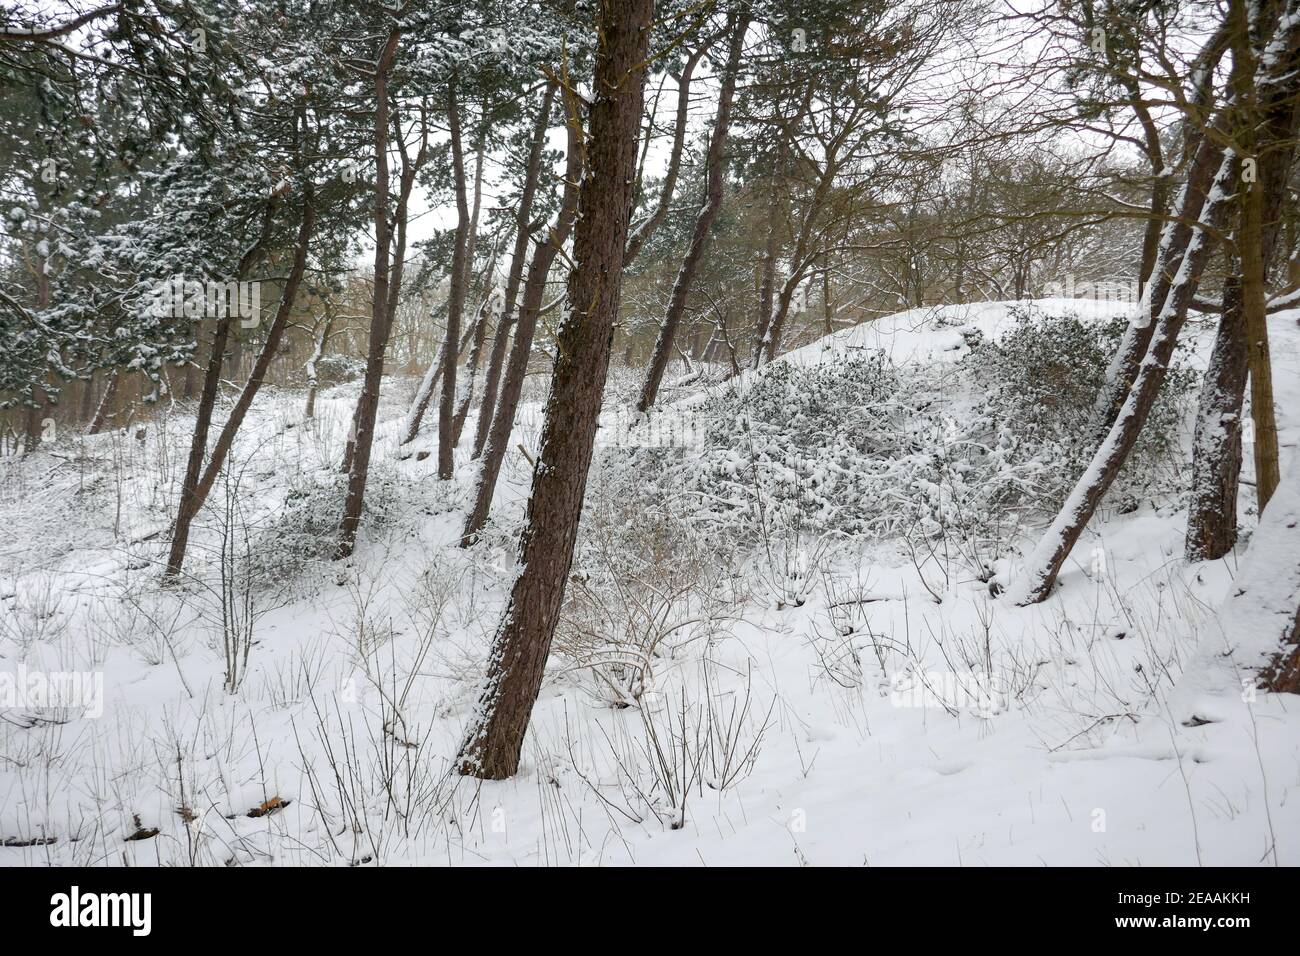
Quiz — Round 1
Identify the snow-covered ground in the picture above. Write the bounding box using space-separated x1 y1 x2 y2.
2 299 1298 866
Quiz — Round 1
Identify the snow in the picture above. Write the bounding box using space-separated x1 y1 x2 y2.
2 299 1299 866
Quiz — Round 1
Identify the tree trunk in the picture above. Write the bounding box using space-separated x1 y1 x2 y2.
1186 277 1249 560
1234 0 1287 508
193 202 315 507
450 293 493 445
181 355 198 401
1010 147 1237 605
165 202 314 576
1213 452 1300 693
1185 0 1300 555
22 259 51 454
337 29 402 560
304 314 334 419
750 188 781 369
437 77 471 480
460 94 583 547
473 83 557 459
77 371 95 422
1090 29 1233 440
165 202 276 576
448 241 507 448
759 160 836 366
456 0 652 779
22 386 45 454
340 133 417 476
87 368 121 435
623 33 712 267
401 320 476 446
636 14 746 413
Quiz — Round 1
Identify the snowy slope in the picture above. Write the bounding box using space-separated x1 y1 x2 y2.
2 299 1298 867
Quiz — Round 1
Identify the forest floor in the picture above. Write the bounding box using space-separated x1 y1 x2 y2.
2 299 1298 866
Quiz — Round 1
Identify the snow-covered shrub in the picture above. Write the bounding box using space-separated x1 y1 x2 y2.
310 353 366 387
243 473 349 584
687 352 907 538
612 306 1194 570
242 459 424 590
965 307 1195 516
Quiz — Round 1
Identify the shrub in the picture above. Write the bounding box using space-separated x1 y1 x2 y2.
602 306 1195 565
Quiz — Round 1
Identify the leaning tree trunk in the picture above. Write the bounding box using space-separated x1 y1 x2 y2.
450 287 497 447
460 93 583 547
192 202 315 508
87 368 120 435
472 83 556 459
456 0 652 779
1010 147 1237 605
636 14 747 413
400 321 476 446
166 202 314 577
337 29 402 560
165 201 275 576
1090 29 1232 441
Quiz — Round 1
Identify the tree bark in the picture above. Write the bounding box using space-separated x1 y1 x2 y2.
1186 276 1249 560
1208 451 1300 693
400 320 475 446
437 76 471 480
1234 0 1287 509
456 0 652 779
450 292 494 445
758 154 836 366
1090 29 1233 440
1185 0 1300 556
750 186 781 368
304 313 334 420
87 367 120 434
337 29 403 560
623 33 712 267
636 14 747 413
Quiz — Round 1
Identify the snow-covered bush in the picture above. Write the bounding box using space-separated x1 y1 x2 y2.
310 353 366 388
242 459 427 591
965 307 1194 515
610 306 1194 567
